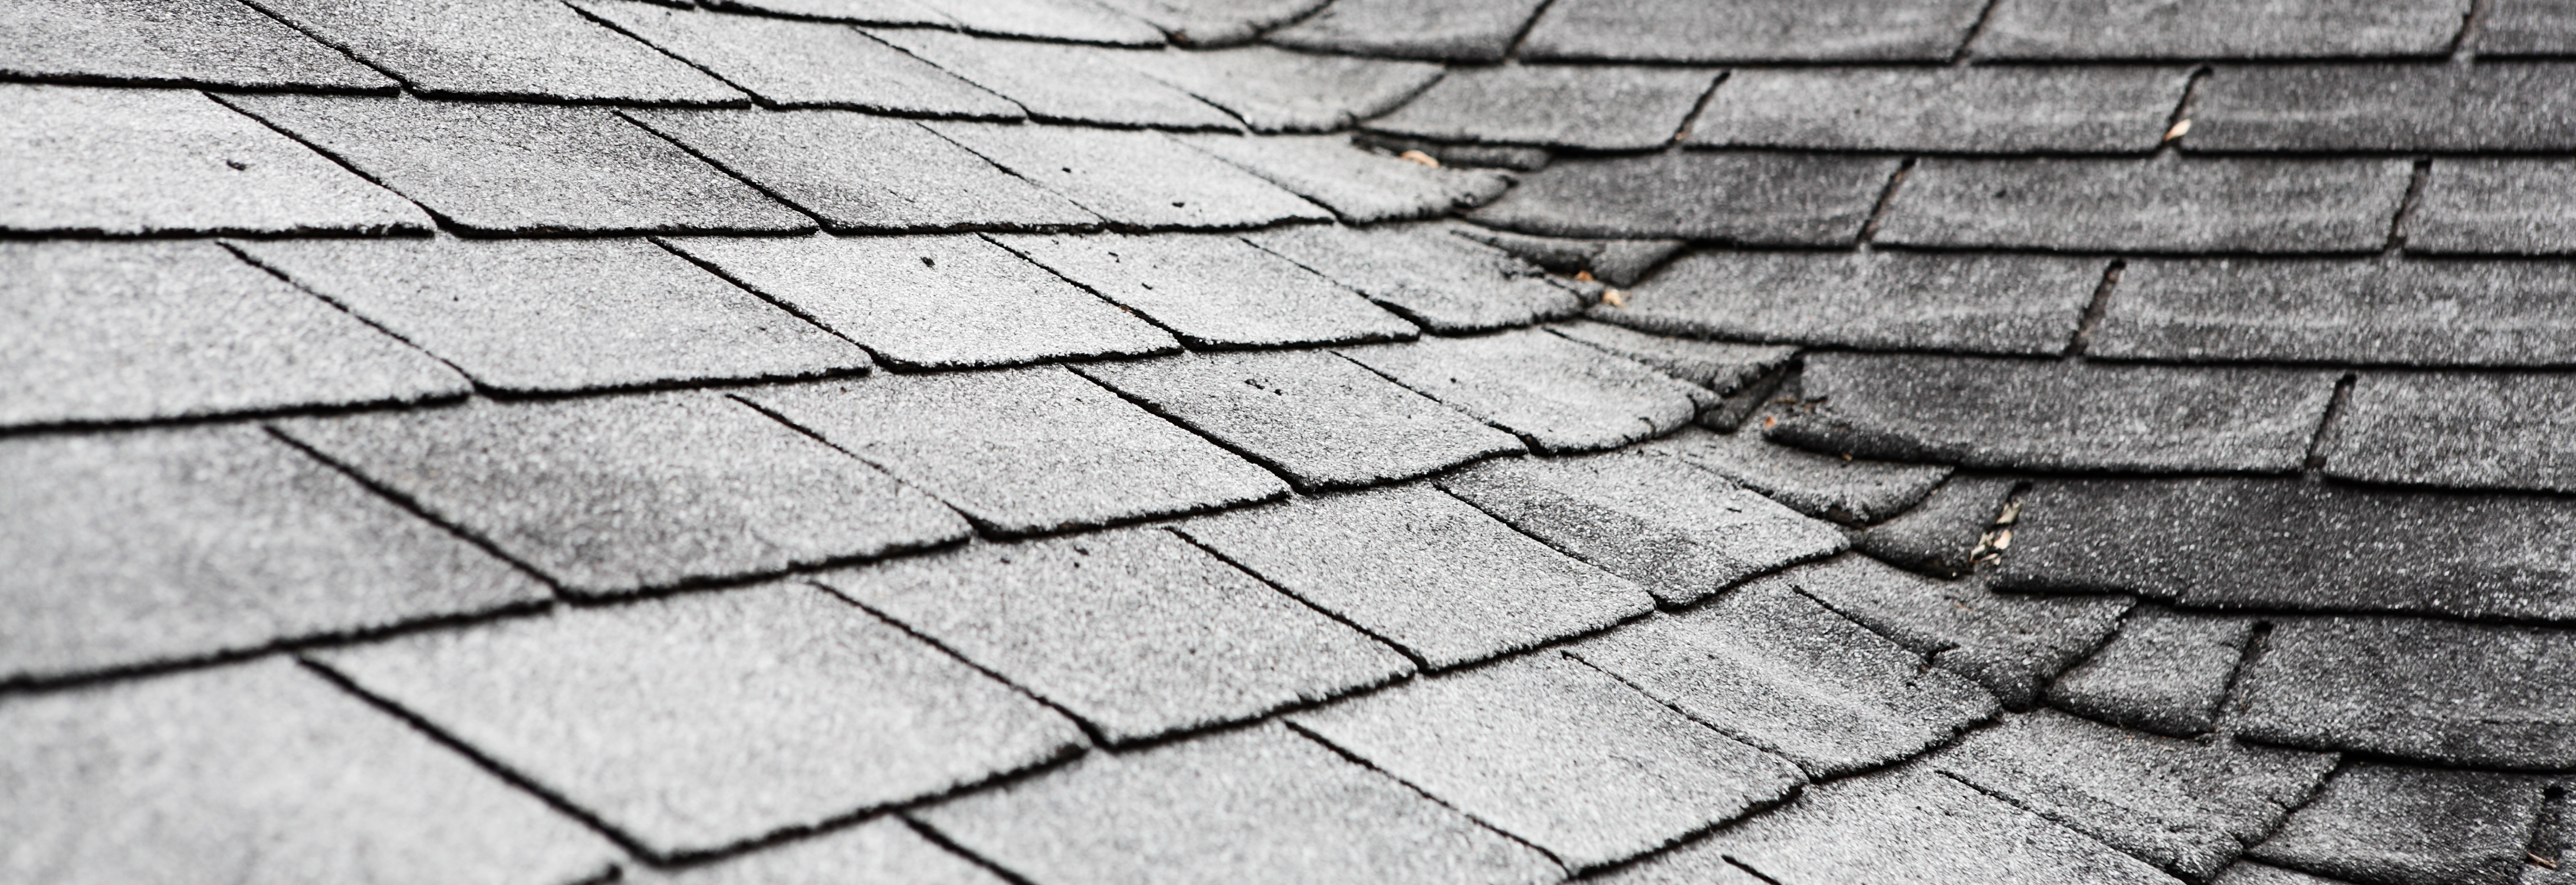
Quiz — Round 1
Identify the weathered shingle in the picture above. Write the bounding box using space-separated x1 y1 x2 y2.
1092 0 1329 47
703 0 948 25
2480 0 2576 55
1264 0 1552 61
1365 64 1717 152
2043 607 2256 738
1770 555 2133 709
1854 474 2016 576
1340 330 1705 453
2409 158 2576 254
0 0 395 91
1127 46 1442 132
1545 322 1796 395
928 122 1331 229
1459 228 1684 286
2191 63 2576 152
622 818 1004 885
1645 428 1955 525
1467 151 1901 243
1877 157 2414 253
1519 0 1990 63
1245 224 1584 332
994 231 1415 348
2246 762 2552 885
253 0 746 103
2235 615 2576 769
631 110 1100 233
1179 134 1513 224
873 30 1236 129
1690 67 2190 153
1602 250 2102 355
2093 257 2576 366
571 1 1020 117
1976 0 2469 60
2318 371 2576 493
906 0 1166 46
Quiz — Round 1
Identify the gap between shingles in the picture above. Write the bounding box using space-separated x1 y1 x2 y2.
1279 714 1578 873
1499 0 1568 62
1949 0 2010 65
2301 373 2359 471
1854 157 1917 247
2386 158 2436 254
2452 0 2495 60
2061 258 2126 359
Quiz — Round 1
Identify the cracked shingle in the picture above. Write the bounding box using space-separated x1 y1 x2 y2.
2044 607 2257 738
1877 157 2414 253
2093 257 2576 366
1855 474 2018 576
1467 151 1901 243
993 231 1415 348
1244 224 1583 332
1340 330 1705 453
2247 763 2554 885
571 1 1020 117
1690 66 2191 153
928 122 1330 229
1365 64 1717 152
1519 0 1989 63
252 0 745 103
1644 428 1956 525
2410 159 2576 255
2235 615 2576 769
1127 46 1441 132
1178 133 1513 223
2190 63 2576 152
873 30 1236 129
1264 0 1552 61
0 0 394 91
630 110 1099 233
1602 250 2102 355
2318 371 2576 493
1771 555 2134 709
1977 0 2469 60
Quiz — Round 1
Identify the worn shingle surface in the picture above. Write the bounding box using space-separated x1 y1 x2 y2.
1648 428 1956 525
2318 371 2576 493
1181 134 1513 224
928 122 1330 229
574 1 1020 117
2043 607 2255 737
1879 158 2414 253
2233 616 2576 768
875 30 1236 129
632 110 1100 233
1366 65 1716 152
1976 0 2469 60
1093 0 1329 47
0 0 395 91
2246 763 2552 885
254 0 746 103
623 817 1006 885
1604 250 2101 355
1129 47 1440 133
995 231 1414 348
1520 0 1990 63
2410 159 2576 255
1691 67 2191 153
1769 555 2133 709
2190 63 2576 152
1246 224 1583 332
1470 151 1900 243
1340 330 1705 453
2094 257 2576 366
1264 0 1550 61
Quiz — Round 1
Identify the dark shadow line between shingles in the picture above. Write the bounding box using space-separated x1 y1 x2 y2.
461 363 877 404
560 0 776 106
2059 258 2127 358
225 0 416 88
645 235 886 360
2299 372 2359 471
215 238 480 382
0 596 554 699
2207 620 2277 735
612 109 835 231
2160 65 2212 150
2453 0 2496 60
198 90 466 232
1853 156 1917 247
0 71 399 97
1949 0 2009 65
1165 524 1437 673
0 386 469 442
2385 157 2436 252
1276 714 1578 874
1665 70 1731 150
258 422 576 595
1499 0 1566 62
803 576 1115 748
896 816 1049 885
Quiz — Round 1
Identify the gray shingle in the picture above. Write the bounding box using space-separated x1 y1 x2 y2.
912 723 1563 885
1690 66 2190 153
1340 330 1704 453
0 427 546 685
631 110 1099 233
1774 555 2133 709
703 0 948 24
1290 653 1805 871
822 529 1412 743
1545 322 1796 395
1769 353 2340 474
1855 474 2017 576
1467 151 1900 243
232 237 869 394
1179 133 1513 223
1519 0 1989 63
1453 227 1684 286
1976 0 2469 60
622 818 1004 885
2093 258 2576 366
1264 0 1552 61
1602 250 2101 356
316 583 1084 858
0 658 619 885
278 393 970 595
1877 157 2414 253
662 234 1171 369
2410 159 2576 255
1127 46 1441 132
1438 453 1849 606
2319 371 2576 493
571 1 1019 117
1074 350 1523 490
907 0 1165 45
744 366 1289 536
1358 135 1553 170
1244 224 1584 332
1091 0 1329 46
225 95 813 235
1570 579 1997 778
2248 763 2552 885
0 240 464 429
2481 0 2576 55
2044 607 2255 738
928 122 1330 229
2235 615 2576 769
993 231 1415 348
2190 63 2576 152
2 86 430 236
1646 427 1956 525
873 30 1234 129
1993 478 2576 622
253 0 745 103
1177 484 1652 668
1365 64 1717 151
2211 863 2354 885
0 0 393 91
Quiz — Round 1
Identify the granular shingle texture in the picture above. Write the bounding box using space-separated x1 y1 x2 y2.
1603 250 2102 356
908 0 1165 46
2246 763 2552 885
1246 224 1583 332
1340 330 1706 453
994 231 1415 348
1365 64 1717 152
2409 159 2576 255
2233 616 2576 769
873 30 1237 129
1519 0 1990 63
253 0 745 103
571 1 1020 117
2482 0 2576 55
2318 371 2576 493
1128 47 1441 133
1767 555 2133 709
1 240 465 429
928 122 1331 229
622 818 1006 885
1457 228 1685 286
1856 474 2018 576
1878 157 2415 253
1075 349 1523 490
2189 63 2576 152
823 529 1414 744
1690 67 2191 153
1645 428 1956 526
2092 258 2576 366
1264 0 1550 61
2043 607 2256 737
630 110 1100 233
1545 322 1796 394
703 0 948 25
1975 0 2469 60
1180 133 1513 224
1468 151 1901 243
1290 653 1805 871
316 583 1085 857
0 0 395 91
1092 0 1329 47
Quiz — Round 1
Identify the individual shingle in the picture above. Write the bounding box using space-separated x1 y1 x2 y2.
1074 350 1522 490
913 723 1563 885
873 30 1234 129
1771 555 2133 709
993 231 1414 348
1341 330 1704 453
744 366 1288 536
1177 485 1652 668
1570 579 1997 778
2211 863 2354 885
662 234 1171 369
253 0 744 103
2319 371 2576 493
928 122 1329 229
1690 67 2190 153
1179 133 1513 223
279 393 970 595
2482 0 2576 55
1453 227 1685 286
1769 353 2341 474
1290 653 1805 871
571 1 1020 117
1467 151 1901 242
822 529 1412 743
2190 63 2576 152
2044 607 2256 737
1644 427 1956 525
1608 250 2102 356
0 241 464 429
907 0 1165 45
2410 159 2576 255
1877 157 2414 253
1519 0 1990 63
1976 0 2469 60
1092 0 1329 45
1545 322 1797 395
2094 258 2576 366
1993 478 2576 622
703 0 948 24
0 658 619 885
1128 47 1439 133
1358 134 1554 170
2246 763 2552 885
631 110 1098 233
1 86 430 236
0 427 546 685
2234 616 2576 768
1265 0 1551 61
233 237 868 394
0 0 394 91
1244 224 1584 332
1856 474 2018 576
1932 711 2340 883
1437 453 1849 605
225 95 811 235
316 583 1084 858
1366 65 1717 151
622 818 1005 885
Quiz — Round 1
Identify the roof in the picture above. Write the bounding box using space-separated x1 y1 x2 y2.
5 0 2576 882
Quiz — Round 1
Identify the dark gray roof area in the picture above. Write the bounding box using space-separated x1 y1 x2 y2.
7 0 2576 883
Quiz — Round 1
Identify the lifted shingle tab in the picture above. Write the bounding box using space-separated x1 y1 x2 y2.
1545 322 1796 395
1771 555 2132 709
0 0 395 91
1340 330 1704 454
2246 762 2552 885
1128 47 1441 132
1366 64 1719 152
252 0 747 103
994 231 1417 348
2094 258 2576 366
1246 224 1583 332
1642 428 1955 525
1878 157 2414 253
1264 0 1552 61
1690 67 2190 154
1854 474 2016 576
1179 134 1512 223
875 31 1236 129
2236 617 2576 769
1092 0 1328 46
2409 158 2576 254
1468 152 1900 244
1604 250 2101 356
632 110 1098 233
929 122 1331 229
573 1 1021 117
1976 0 2468 60
2190 63 2576 152
2318 371 2576 493
2045 607 2256 738
1519 0 1988 63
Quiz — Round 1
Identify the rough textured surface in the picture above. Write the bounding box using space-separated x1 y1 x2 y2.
1857 474 2017 576
2319 372 2576 493
745 367 1289 536
2044 607 2256 737
632 110 1100 233
1520 0 1990 63
2094 258 2576 366
317 584 1084 857
2210 862 2354 885
1092 0 1330 47
1438 453 1849 605
0 0 393 91
573 2 1020 117
1878 158 2415 253
906 0 1166 46
1454 227 1685 287
1265 0 1551 61
1545 322 1796 395
2482 0 2576 54
929 122 1330 229
2410 159 2576 255
254 0 744 103
1767 555 2133 709
665 234 1172 369
1 240 464 429
1290 653 1805 871
1128 47 1441 133
914 723 1563 885
623 817 1007 885
2190 63 2576 152
1340 330 1706 453
1692 67 2191 153
1976 0 2469 60
701 0 949 24
1181 133 1513 224
1645 427 1956 526
1075 349 1523 490
1770 353 2341 474
873 30 1237 129
1366 65 1717 151
1469 151 1900 243
2247 763 2551 885
2235 616 2576 769
824 529 1412 744
1178 484 1652 668
1603 250 2101 356
1246 224 1583 332
994 231 1414 348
